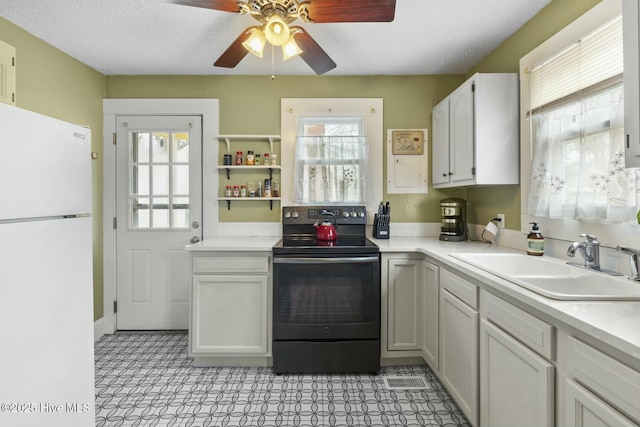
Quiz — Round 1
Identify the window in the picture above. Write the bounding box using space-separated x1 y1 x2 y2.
524 14 638 223
129 130 190 229
293 117 369 203
280 98 383 212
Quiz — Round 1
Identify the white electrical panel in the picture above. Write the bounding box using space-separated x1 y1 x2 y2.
386 128 428 194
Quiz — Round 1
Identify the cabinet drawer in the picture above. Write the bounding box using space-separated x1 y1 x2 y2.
193 253 270 274
567 336 640 423
483 292 554 360
441 268 478 308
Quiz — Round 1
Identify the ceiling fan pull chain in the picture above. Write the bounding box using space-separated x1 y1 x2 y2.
271 44 276 80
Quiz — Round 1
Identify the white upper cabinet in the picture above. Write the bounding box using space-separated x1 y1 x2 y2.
623 0 640 167
432 73 519 188
0 40 16 105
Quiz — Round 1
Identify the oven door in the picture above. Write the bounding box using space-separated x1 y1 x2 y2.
272 254 380 341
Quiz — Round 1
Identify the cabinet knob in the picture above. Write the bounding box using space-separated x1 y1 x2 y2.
190 236 201 244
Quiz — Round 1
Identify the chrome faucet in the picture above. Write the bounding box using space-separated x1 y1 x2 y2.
566 234 622 276
567 234 600 269
616 246 640 281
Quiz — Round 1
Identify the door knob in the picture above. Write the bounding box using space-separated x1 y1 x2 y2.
190 236 201 244
192 221 200 229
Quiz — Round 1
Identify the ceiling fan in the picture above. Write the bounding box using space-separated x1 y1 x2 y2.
171 0 397 74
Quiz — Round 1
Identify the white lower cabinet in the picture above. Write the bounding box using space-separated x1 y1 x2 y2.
192 274 268 354
480 319 554 427
564 379 637 427
386 256 422 351
480 291 555 427
382 255 440 364
421 259 439 369
563 335 640 426
440 269 478 426
189 252 271 361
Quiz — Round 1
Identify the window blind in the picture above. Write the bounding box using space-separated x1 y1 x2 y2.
528 16 623 113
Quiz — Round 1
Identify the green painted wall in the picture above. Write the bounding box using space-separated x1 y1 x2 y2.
464 0 603 230
0 18 106 320
105 74 467 222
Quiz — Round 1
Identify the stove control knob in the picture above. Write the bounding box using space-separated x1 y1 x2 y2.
292 211 299 219
342 211 350 218
350 211 357 218
358 211 365 218
284 210 291 218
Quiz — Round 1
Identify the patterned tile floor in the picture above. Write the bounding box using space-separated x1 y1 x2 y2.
95 332 470 427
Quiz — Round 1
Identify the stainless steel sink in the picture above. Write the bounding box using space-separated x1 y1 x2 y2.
449 252 640 300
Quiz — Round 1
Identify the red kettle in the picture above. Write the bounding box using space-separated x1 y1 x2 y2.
314 212 337 241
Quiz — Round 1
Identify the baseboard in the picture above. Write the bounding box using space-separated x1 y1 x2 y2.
94 317 109 342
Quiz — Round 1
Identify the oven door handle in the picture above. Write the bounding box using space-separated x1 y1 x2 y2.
273 256 378 264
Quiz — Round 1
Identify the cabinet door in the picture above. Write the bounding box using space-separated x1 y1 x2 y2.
0 40 15 105
449 80 475 184
564 379 636 427
480 320 554 427
421 259 439 369
440 289 478 426
624 0 640 167
191 274 269 355
387 258 421 351
432 98 450 185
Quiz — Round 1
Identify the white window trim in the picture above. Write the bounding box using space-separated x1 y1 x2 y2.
518 0 640 247
281 98 384 218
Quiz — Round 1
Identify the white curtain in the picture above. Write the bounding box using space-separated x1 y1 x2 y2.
293 136 369 204
528 85 639 223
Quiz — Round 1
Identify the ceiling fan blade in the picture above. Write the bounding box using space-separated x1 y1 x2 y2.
293 29 337 75
213 28 254 68
170 0 240 13
304 0 396 23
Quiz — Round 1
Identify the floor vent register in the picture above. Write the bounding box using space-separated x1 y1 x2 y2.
382 376 430 390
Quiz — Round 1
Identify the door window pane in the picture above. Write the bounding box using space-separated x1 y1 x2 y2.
172 197 189 228
152 132 170 163
129 128 190 230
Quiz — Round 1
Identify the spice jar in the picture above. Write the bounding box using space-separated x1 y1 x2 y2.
232 185 240 197
254 154 261 165
263 153 270 165
270 153 277 165
225 185 232 197
223 154 232 165
240 185 247 197
246 150 255 165
235 151 243 165
264 178 272 197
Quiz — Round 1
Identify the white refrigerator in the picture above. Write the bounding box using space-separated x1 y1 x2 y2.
0 103 95 426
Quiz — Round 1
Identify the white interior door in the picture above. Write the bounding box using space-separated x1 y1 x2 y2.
116 115 202 330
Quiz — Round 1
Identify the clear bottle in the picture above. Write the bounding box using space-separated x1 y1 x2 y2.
225 185 232 198
240 185 247 197
256 182 263 197
527 222 544 256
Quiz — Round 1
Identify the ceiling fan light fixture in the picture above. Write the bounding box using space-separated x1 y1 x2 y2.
264 14 290 46
242 28 266 58
282 36 302 61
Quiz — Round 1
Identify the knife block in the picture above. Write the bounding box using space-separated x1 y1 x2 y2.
373 214 390 239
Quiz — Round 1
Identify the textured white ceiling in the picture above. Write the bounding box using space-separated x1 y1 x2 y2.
0 0 552 76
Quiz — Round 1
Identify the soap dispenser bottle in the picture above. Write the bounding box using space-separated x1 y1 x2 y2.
527 222 544 256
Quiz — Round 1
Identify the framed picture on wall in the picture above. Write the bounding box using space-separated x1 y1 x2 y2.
391 130 424 155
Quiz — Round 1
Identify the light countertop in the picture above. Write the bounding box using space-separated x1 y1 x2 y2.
186 236 281 252
189 235 640 361
372 236 640 361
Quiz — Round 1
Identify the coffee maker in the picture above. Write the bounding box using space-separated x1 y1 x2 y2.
439 198 468 241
